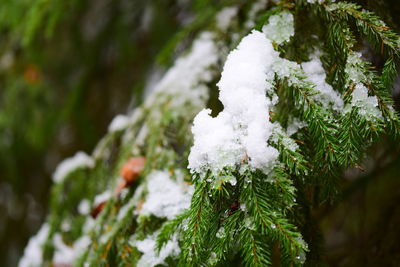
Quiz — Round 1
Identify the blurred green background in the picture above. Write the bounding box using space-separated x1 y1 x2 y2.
0 0 400 266
0 0 192 265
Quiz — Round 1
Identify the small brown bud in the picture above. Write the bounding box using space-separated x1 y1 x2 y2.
91 201 106 218
120 157 146 184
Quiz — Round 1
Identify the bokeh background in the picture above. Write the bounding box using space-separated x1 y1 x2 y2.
0 0 400 266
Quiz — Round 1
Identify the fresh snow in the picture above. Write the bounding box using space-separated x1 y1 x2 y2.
19 224 49 267
286 117 308 136
140 171 193 220
189 30 280 175
78 199 91 215
262 11 294 44
108 114 131 132
345 52 383 120
145 32 218 110
94 190 112 206
350 84 382 120
135 233 180 267
52 234 90 265
271 122 299 152
53 151 94 183
216 7 238 31
301 55 344 111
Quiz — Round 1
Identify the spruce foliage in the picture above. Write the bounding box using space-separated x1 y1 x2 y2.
17 0 400 266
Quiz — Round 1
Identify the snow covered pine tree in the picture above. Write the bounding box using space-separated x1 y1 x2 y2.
19 0 400 266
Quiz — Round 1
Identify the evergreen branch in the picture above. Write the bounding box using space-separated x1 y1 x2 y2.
211 209 243 265
325 21 355 90
241 174 305 265
336 109 366 167
240 228 271 267
289 81 339 170
270 127 309 176
156 213 186 252
381 56 398 91
317 1 400 58
179 180 214 265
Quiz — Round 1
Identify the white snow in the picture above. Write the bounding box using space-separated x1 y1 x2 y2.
216 7 238 31
345 52 370 85
271 123 299 152
350 84 383 120
189 30 280 175
272 57 304 86
145 32 218 110
78 199 91 215
262 11 294 44
135 233 180 267
301 55 344 111
19 223 49 267
345 52 383 120
53 234 91 265
306 0 326 3
53 152 94 183
286 117 307 136
140 171 193 220
94 190 111 206
108 114 131 132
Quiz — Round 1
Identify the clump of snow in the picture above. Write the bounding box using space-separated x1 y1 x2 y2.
301 55 344 111
189 109 243 173
19 223 49 267
262 11 294 44
78 199 91 215
53 152 94 183
108 114 131 132
135 233 180 267
216 6 238 31
345 52 369 85
94 190 111 206
286 117 308 136
140 171 193 220
344 52 383 120
350 84 383 120
61 220 71 232
135 124 148 147
53 234 91 265
189 30 280 175
272 57 304 86
145 32 218 110
307 0 326 3
271 123 299 152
